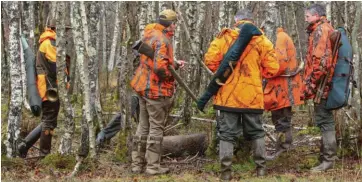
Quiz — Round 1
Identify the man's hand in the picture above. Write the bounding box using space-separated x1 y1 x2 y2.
176 60 186 69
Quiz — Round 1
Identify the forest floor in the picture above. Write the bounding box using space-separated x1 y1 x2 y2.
1 84 362 181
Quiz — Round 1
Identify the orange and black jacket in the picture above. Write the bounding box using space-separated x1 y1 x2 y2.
264 28 304 111
301 17 336 100
36 28 70 101
204 21 279 113
130 23 177 99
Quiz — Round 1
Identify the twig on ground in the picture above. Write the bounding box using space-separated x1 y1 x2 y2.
165 123 183 133
185 152 199 162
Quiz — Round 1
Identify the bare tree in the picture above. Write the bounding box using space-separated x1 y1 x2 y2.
351 3 361 122
56 1 75 155
263 1 278 43
107 2 119 71
101 2 107 71
5 1 22 158
85 2 104 130
139 1 148 37
218 2 228 31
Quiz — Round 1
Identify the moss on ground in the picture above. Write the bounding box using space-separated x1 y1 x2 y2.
40 153 76 170
114 130 129 163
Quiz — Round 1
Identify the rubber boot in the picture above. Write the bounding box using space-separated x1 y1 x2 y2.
18 123 42 158
311 131 337 172
253 137 266 177
131 135 147 173
219 140 233 181
145 136 169 175
265 129 292 161
39 129 53 157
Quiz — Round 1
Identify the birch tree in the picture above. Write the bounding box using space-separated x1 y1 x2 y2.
1 5 10 100
263 1 278 43
119 2 137 130
86 2 103 130
218 2 228 31
139 1 148 37
107 2 119 71
147 1 157 23
5 1 22 158
71 1 96 158
182 2 197 125
351 3 361 122
56 1 75 155
21 2 35 50
195 1 207 95
101 2 107 71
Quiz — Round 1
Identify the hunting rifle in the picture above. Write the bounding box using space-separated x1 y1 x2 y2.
313 30 341 104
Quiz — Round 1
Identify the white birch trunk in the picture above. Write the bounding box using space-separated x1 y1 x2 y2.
71 1 96 158
101 3 107 71
139 1 148 37
147 1 157 24
56 1 75 155
344 1 348 29
88 2 104 129
1 5 10 99
182 2 198 125
292 3 304 61
218 2 227 31
326 2 332 22
227 2 237 28
351 3 361 121
107 2 119 71
264 1 278 43
21 2 35 50
5 1 22 158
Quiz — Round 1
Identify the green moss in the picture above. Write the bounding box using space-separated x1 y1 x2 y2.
114 130 129 162
40 153 76 170
203 162 220 173
1 155 25 168
297 156 319 170
297 127 320 136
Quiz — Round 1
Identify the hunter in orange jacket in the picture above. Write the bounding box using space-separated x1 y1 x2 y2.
37 28 57 101
205 10 279 179
301 16 336 100
264 28 304 111
204 20 279 113
263 28 304 161
130 9 182 175
36 28 71 102
130 23 177 99
303 4 338 172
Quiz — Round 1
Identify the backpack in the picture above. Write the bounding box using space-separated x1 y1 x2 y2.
326 27 354 110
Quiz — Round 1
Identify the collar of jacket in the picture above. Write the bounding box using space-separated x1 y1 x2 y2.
39 28 56 43
145 23 174 38
233 20 254 29
306 16 328 34
277 27 284 33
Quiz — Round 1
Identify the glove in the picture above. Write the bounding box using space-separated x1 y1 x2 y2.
31 105 41 117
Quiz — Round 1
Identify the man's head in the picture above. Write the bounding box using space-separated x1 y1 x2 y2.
158 9 177 32
305 4 326 24
234 9 254 22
